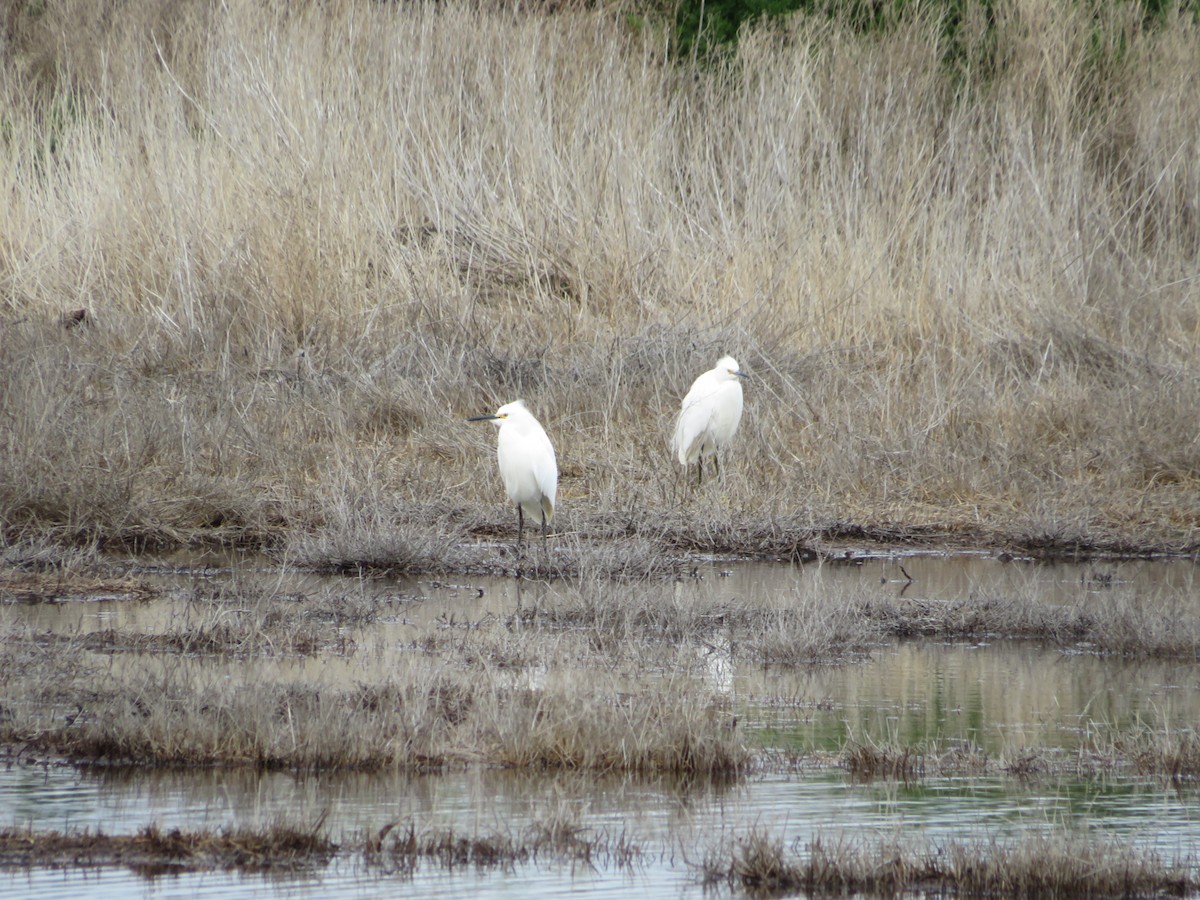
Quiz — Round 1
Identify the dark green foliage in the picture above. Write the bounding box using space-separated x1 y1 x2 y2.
670 0 1195 69
672 0 799 62
672 0 987 65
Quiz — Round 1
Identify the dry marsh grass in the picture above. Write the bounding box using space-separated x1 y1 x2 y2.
1121 729 1200 783
0 577 750 774
857 584 1200 659
701 830 1197 898
0 822 337 873
0 814 640 877
1 819 1194 895
4 561 1198 777
0 0 1198 562
833 738 1176 782
522 575 874 663
366 818 644 874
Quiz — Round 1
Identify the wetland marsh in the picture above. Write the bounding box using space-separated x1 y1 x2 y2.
2 552 1199 896
4 0 1200 894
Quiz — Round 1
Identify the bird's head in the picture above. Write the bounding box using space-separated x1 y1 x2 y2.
467 399 527 426
717 356 747 380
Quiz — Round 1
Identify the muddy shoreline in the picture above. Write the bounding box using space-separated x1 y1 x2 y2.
6 522 1199 586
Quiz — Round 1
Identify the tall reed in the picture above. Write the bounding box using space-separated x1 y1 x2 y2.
2 0 1197 555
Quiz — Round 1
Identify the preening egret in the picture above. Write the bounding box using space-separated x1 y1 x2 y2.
468 400 558 548
671 355 747 485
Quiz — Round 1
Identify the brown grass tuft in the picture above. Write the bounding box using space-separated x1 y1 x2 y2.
0 822 336 873
1122 729 1200 784
841 742 927 780
0 623 746 775
702 830 1197 898
857 587 1200 659
0 814 642 876
371 816 643 874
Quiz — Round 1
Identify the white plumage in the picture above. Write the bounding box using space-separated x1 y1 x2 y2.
469 399 558 545
671 355 747 484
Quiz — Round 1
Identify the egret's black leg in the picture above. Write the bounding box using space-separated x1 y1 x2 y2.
517 505 524 551
713 453 720 480
696 458 704 486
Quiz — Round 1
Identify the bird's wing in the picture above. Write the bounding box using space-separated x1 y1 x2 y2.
672 402 707 462
707 381 744 443
672 372 718 462
531 428 558 521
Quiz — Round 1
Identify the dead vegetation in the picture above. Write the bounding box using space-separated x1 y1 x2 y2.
365 817 645 875
1121 729 1200 784
0 822 337 874
0 596 750 774
700 830 1197 898
0 817 610 875
0 814 643 878
832 738 1198 782
2 816 1195 896
0 0 1197 563
0 10 1198 887
0 558 1197 891
2 558 1198 776
856 587 1200 659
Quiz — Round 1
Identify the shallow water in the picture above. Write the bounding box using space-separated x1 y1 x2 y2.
1 553 1198 897
2 762 1198 899
745 639 1200 753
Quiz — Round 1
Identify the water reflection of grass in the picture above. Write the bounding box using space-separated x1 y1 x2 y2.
741 633 1200 768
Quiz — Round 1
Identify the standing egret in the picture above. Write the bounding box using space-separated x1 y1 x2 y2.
671 355 747 485
468 399 558 549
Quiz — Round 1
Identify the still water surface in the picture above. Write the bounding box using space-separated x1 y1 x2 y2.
2 552 1198 898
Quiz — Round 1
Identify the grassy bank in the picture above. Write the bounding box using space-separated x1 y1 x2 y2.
0 0 1197 562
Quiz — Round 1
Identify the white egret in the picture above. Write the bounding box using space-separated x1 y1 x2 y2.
468 399 558 548
671 355 747 485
